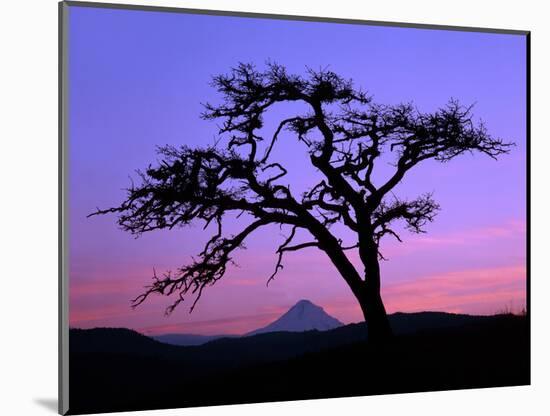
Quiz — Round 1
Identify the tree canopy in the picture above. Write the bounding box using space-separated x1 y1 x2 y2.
90 63 512 318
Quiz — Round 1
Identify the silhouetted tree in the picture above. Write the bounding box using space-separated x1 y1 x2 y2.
90 63 512 342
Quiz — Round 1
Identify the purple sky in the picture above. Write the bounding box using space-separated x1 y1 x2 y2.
68 5 527 335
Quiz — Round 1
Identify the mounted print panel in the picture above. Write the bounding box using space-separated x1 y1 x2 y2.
59 2 529 414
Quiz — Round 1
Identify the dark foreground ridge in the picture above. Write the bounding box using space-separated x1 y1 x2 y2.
68 312 529 415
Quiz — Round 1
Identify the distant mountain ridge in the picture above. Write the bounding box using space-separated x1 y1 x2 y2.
150 299 343 346
153 333 234 346
148 301 492 346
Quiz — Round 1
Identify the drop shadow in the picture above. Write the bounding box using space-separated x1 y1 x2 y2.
34 398 58 413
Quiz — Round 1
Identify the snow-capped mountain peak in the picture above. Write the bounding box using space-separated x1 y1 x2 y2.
247 299 343 335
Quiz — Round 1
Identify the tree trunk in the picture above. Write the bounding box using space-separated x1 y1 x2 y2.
356 233 393 343
357 283 393 343
309 219 393 343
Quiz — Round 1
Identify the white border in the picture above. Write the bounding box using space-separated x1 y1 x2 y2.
1 1 548 415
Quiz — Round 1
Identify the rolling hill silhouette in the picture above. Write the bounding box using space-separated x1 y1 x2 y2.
72 311 512 366
69 311 529 415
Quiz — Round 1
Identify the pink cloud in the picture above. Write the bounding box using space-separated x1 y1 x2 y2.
70 279 138 298
224 277 262 287
69 304 135 325
382 264 526 315
139 312 283 336
382 218 525 256
69 263 526 334
68 218 526 335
